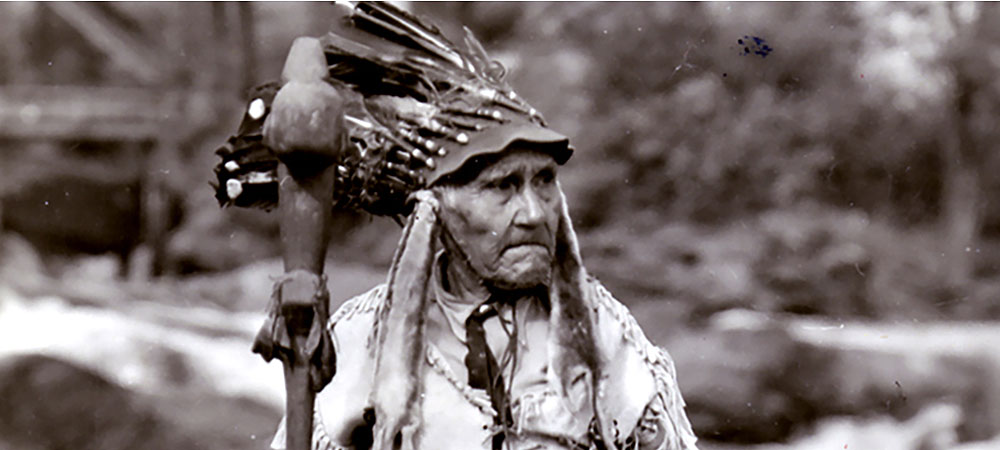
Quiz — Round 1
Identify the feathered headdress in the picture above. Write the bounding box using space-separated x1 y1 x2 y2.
213 1 571 220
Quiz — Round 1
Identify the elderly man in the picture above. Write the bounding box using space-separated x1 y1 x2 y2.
215 3 696 450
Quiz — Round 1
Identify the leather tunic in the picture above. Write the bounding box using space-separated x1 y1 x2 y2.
270 279 698 450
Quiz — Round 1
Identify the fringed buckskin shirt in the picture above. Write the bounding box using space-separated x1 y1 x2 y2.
271 252 698 450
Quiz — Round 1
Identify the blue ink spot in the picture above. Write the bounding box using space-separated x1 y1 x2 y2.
739 35 773 58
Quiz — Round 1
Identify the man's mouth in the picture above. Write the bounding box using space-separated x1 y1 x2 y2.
503 242 550 254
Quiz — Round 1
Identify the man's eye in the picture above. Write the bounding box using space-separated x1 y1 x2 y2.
488 176 518 192
535 169 555 185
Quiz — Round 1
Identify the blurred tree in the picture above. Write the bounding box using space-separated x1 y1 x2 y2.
937 3 1000 287
848 3 1000 290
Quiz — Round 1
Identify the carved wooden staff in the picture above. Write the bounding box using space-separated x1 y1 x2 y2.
254 36 346 450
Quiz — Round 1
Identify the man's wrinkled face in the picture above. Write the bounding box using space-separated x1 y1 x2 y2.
436 149 561 290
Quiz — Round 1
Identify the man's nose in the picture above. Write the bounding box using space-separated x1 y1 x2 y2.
512 187 545 227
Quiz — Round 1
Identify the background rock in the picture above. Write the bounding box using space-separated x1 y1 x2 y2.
660 309 1000 445
0 354 194 450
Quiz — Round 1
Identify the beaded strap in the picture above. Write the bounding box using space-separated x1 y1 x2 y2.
425 344 496 417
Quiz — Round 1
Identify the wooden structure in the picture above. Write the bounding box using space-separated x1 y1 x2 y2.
0 3 254 276
0 85 179 140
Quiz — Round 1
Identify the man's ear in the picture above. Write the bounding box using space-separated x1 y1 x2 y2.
426 186 471 277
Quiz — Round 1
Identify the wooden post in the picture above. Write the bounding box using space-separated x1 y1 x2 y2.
276 162 336 450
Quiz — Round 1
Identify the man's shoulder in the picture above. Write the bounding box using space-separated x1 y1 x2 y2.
583 276 646 339
326 283 387 330
583 276 677 367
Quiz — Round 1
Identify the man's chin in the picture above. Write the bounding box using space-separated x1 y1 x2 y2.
488 248 552 289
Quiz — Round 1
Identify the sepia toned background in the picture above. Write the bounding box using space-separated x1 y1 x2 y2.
1 2 999 449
